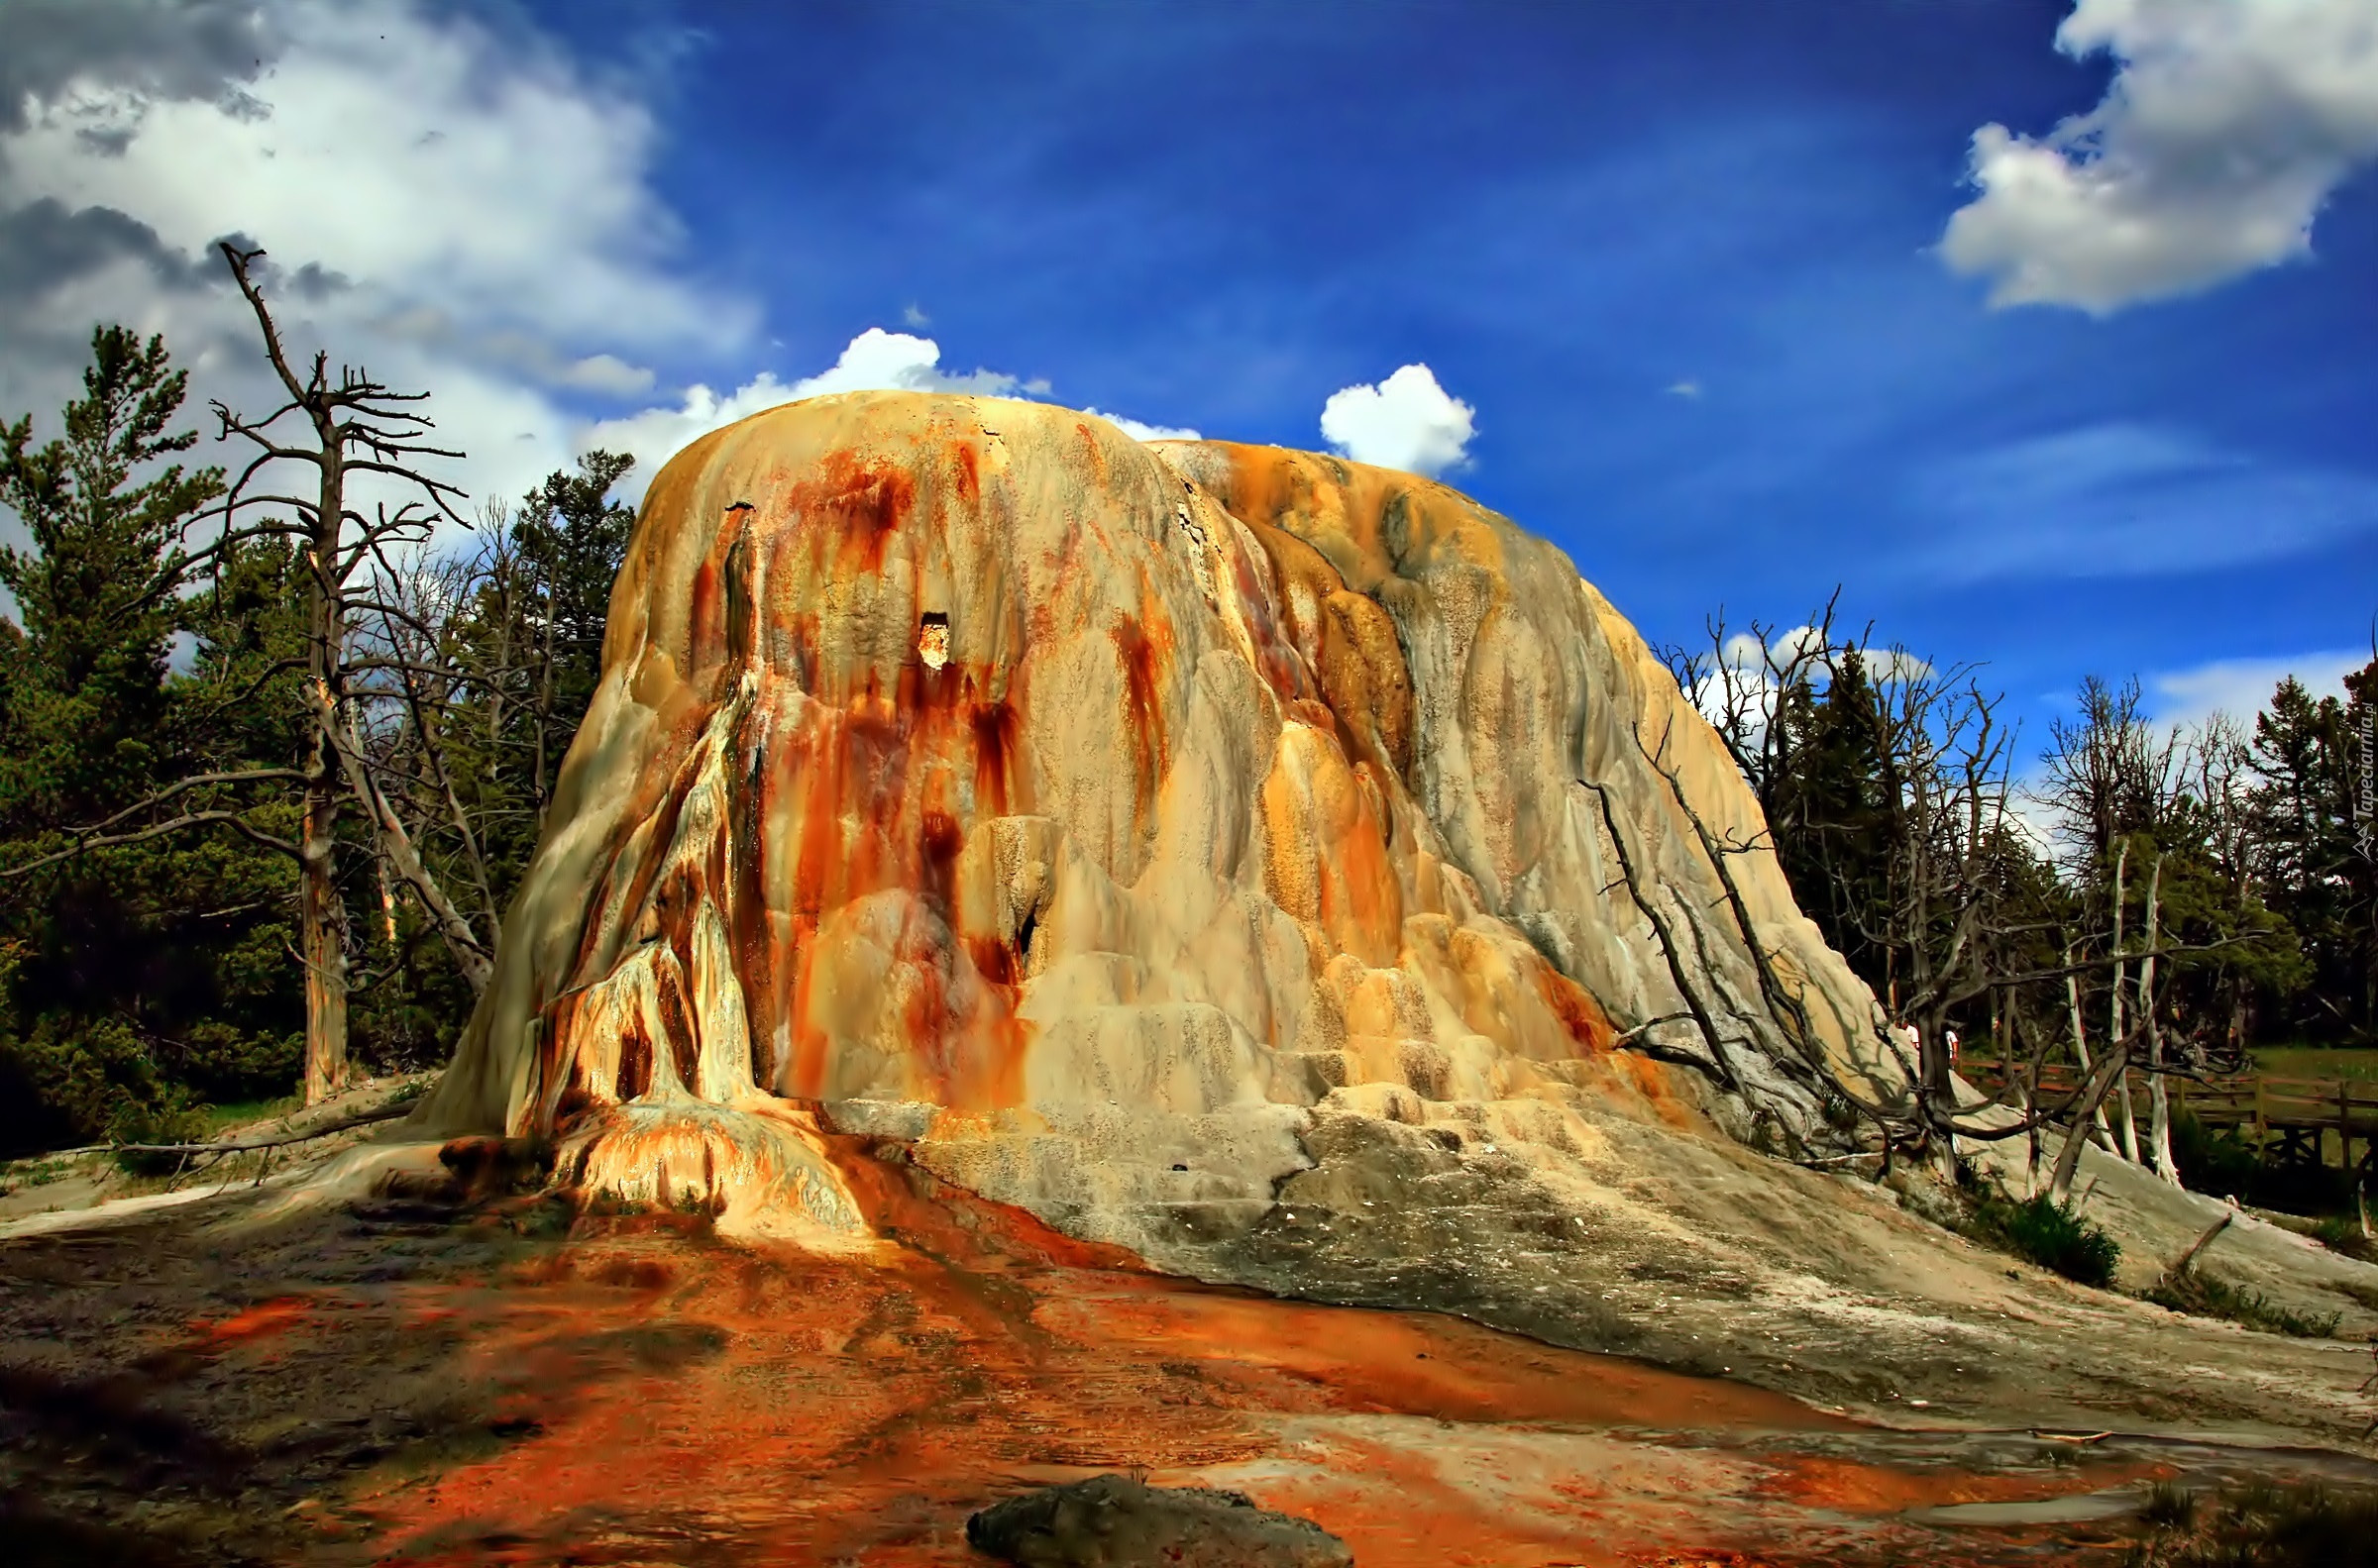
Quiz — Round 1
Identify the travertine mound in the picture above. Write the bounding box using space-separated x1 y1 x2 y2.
417 391 1892 1250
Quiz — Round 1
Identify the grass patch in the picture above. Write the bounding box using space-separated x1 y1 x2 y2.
1957 1179 2121 1287
2143 1266 2341 1339
2311 1214 2378 1265
2140 1480 2198 1529
2250 1047 2378 1084
192 1094 305 1138
0 1156 76 1192
2128 1477 2378 1566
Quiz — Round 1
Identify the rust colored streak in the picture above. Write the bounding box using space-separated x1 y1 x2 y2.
728 712 779 1085
569 736 703 994
1074 420 1109 485
919 807 963 920
536 993 581 1122
655 956 698 1091
950 440 980 507
183 1297 309 1347
785 449 916 579
685 556 722 672
968 697 1020 817
681 501 751 690
1536 964 1620 1055
965 934 1019 990
613 1019 651 1102
1321 775 1403 968
1110 611 1171 828
787 714 848 924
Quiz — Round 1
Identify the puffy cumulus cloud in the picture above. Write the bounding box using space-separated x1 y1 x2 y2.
1721 625 1826 674
0 0 752 532
1942 0 2378 312
787 328 1027 400
583 330 1033 496
1319 364 1474 477
2148 649 2365 725
587 330 1203 498
579 372 802 499
1083 409 1201 443
1716 625 1930 691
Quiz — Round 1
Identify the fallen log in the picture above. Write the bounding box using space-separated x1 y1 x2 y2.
26 1100 415 1162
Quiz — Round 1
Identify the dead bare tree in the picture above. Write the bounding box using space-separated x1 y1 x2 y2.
1671 603 2269 1186
196 244 498 1098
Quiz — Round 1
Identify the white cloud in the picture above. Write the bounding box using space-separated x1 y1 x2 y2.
1666 379 1703 399
579 372 806 499
586 330 1208 497
902 303 929 327
2148 649 2366 726
1718 623 1929 684
584 329 1038 496
1083 408 1201 443
785 327 1023 401
0 0 752 536
1941 0 2378 312
1319 364 1474 476
4 3 740 354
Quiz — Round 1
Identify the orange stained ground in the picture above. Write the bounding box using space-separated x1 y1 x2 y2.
215 1140 2149 1567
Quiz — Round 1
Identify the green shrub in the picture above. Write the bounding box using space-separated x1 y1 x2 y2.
104 1094 208 1177
2129 1477 2378 1566
2144 1266 2341 1339
1968 1190 2122 1288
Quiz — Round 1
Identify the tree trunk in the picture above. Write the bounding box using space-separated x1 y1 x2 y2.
2065 945 2116 1149
332 708 492 995
2140 854 2181 1185
300 534 349 1105
2051 1041 2132 1203
2108 841 2141 1163
300 458 350 1106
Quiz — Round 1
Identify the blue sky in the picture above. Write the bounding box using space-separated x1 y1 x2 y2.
2 0 2374 738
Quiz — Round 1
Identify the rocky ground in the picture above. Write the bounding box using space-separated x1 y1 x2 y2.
1146 1099 2378 1447
4 1120 2375 1567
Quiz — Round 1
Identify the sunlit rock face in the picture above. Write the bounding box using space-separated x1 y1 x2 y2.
419 391 1891 1251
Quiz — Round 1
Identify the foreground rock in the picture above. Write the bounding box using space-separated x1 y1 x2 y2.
967 1475 1352 1567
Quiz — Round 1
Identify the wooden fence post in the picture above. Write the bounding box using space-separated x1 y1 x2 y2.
2343 1080 2355 1177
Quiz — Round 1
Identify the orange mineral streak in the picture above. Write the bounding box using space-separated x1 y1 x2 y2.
1750 1454 2159 1516
339 1152 2136 1568
183 1295 310 1347
532 420 1042 1136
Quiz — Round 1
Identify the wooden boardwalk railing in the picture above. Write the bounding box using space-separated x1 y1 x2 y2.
1961 1058 2378 1175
